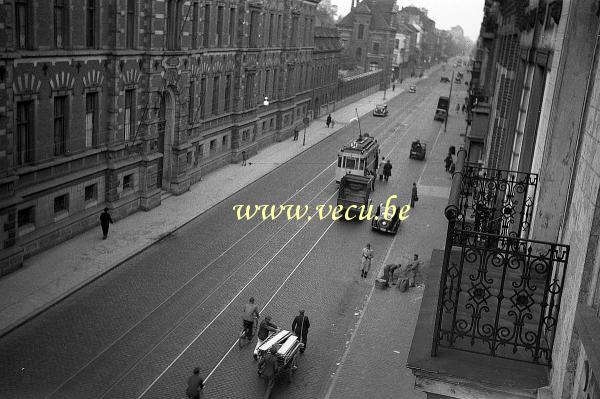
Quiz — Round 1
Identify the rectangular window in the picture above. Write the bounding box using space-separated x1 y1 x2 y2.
249 10 259 47
124 89 135 141
212 76 220 115
54 0 66 48
262 121 267 131
228 8 236 46
188 82 195 123
291 17 298 47
194 143 203 165
18 206 35 228
84 183 97 202
16 101 33 165
244 73 255 109
54 194 69 214
224 75 232 112
287 67 295 97
123 174 133 190
126 0 135 47
203 5 210 47
15 0 29 49
222 135 228 147
268 14 274 46
270 118 274 129
85 93 97 148
200 78 206 119
264 70 270 99
272 69 278 99
86 0 95 47
192 2 199 48
53 96 67 156
216 6 224 47
278 14 283 46
373 42 380 54
209 139 216 153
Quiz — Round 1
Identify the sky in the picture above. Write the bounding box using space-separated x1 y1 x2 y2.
329 0 485 42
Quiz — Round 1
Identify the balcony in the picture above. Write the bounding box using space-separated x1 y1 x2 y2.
407 149 570 398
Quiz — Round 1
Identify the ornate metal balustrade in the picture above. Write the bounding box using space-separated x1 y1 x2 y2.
434 149 569 365
455 163 538 239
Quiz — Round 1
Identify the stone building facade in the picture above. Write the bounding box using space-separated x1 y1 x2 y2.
312 26 342 118
408 1 600 398
0 0 320 275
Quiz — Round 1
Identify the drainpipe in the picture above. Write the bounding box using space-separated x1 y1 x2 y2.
558 11 600 242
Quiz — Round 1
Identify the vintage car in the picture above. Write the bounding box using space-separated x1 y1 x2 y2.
373 104 389 117
440 77 450 83
409 140 426 160
371 202 401 234
408 85 417 93
337 174 373 219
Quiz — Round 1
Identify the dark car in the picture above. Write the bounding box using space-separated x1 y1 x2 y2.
373 104 389 117
440 77 450 83
371 203 401 234
409 140 426 160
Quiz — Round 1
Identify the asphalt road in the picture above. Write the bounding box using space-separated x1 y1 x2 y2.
0 68 461 399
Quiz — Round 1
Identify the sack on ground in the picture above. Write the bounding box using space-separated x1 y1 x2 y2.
398 278 408 292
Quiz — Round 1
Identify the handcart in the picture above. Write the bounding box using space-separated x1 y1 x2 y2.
256 330 301 382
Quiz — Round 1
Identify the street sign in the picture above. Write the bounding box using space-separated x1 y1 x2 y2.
303 117 309 126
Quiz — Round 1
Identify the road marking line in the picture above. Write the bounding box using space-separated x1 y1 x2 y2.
203 219 336 384
323 224 402 399
46 164 337 399
135 192 338 399
96 179 336 399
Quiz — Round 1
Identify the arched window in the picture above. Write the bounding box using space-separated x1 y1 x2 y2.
356 47 362 61
357 24 364 40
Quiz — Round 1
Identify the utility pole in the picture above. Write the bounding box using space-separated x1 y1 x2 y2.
444 70 455 133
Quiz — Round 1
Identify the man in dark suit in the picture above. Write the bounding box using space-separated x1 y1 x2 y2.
291 310 310 353
185 367 204 399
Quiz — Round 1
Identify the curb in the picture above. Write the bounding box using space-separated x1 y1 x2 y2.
0 88 406 338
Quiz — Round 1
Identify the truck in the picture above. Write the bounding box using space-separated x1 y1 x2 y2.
337 174 373 219
434 96 449 122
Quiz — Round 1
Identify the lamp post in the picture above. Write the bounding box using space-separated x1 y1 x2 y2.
444 70 455 133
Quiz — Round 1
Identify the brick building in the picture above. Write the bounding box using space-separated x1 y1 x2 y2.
408 0 600 398
0 0 321 275
337 0 397 88
312 26 342 118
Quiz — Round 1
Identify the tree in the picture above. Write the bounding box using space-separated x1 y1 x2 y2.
316 0 337 27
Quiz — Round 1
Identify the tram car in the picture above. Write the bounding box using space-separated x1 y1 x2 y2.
336 134 380 183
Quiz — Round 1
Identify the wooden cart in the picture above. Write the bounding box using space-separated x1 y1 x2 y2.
256 330 301 382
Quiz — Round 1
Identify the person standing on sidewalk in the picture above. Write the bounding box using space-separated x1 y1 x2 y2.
392 83 396 91
456 103 460 113
326 114 332 128
330 118 335 128
100 208 113 240
410 182 419 208
444 154 453 173
360 243 374 278
242 150 247 166
293 127 299 141
291 310 310 353
449 161 456 176
406 254 422 288
378 157 386 181
186 367 204 399
383 160 392 182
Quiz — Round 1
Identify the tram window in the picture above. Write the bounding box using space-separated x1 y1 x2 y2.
346 158 356 169
338 156 342 167
359 159 365 170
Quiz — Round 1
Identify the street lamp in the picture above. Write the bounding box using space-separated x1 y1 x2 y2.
263 96 269 106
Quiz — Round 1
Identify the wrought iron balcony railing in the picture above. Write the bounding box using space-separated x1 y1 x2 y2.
433 149 570 365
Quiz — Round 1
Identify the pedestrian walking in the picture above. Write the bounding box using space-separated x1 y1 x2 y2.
444 154 453 173
449 161 456 176
462 104 466 113
410 182 419 208
377 157 386 181
100 207 113 240
360 243 374 278
383 159 392 182
330 118 335 128
293 127 299 141
456 103 460 113
186 367 205 399
392 83 396 91
254 316 278 359
326 114 332 128
291 310 310 353
258 347 279 399
242 150 247 166
406 254 422 287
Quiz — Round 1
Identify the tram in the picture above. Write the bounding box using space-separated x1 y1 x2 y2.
336 133 380 183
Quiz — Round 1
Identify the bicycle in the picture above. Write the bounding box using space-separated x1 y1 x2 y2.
238 316 258 348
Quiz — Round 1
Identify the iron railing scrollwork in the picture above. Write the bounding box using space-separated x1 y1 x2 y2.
434 230 569 365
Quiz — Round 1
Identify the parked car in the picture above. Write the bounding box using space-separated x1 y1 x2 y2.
371 202 401 234
440 77 450 83
409 85 416 93
373 104 389 117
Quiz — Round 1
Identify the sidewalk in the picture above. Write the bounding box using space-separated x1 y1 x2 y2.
324 82 469 399
0 76 432 337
